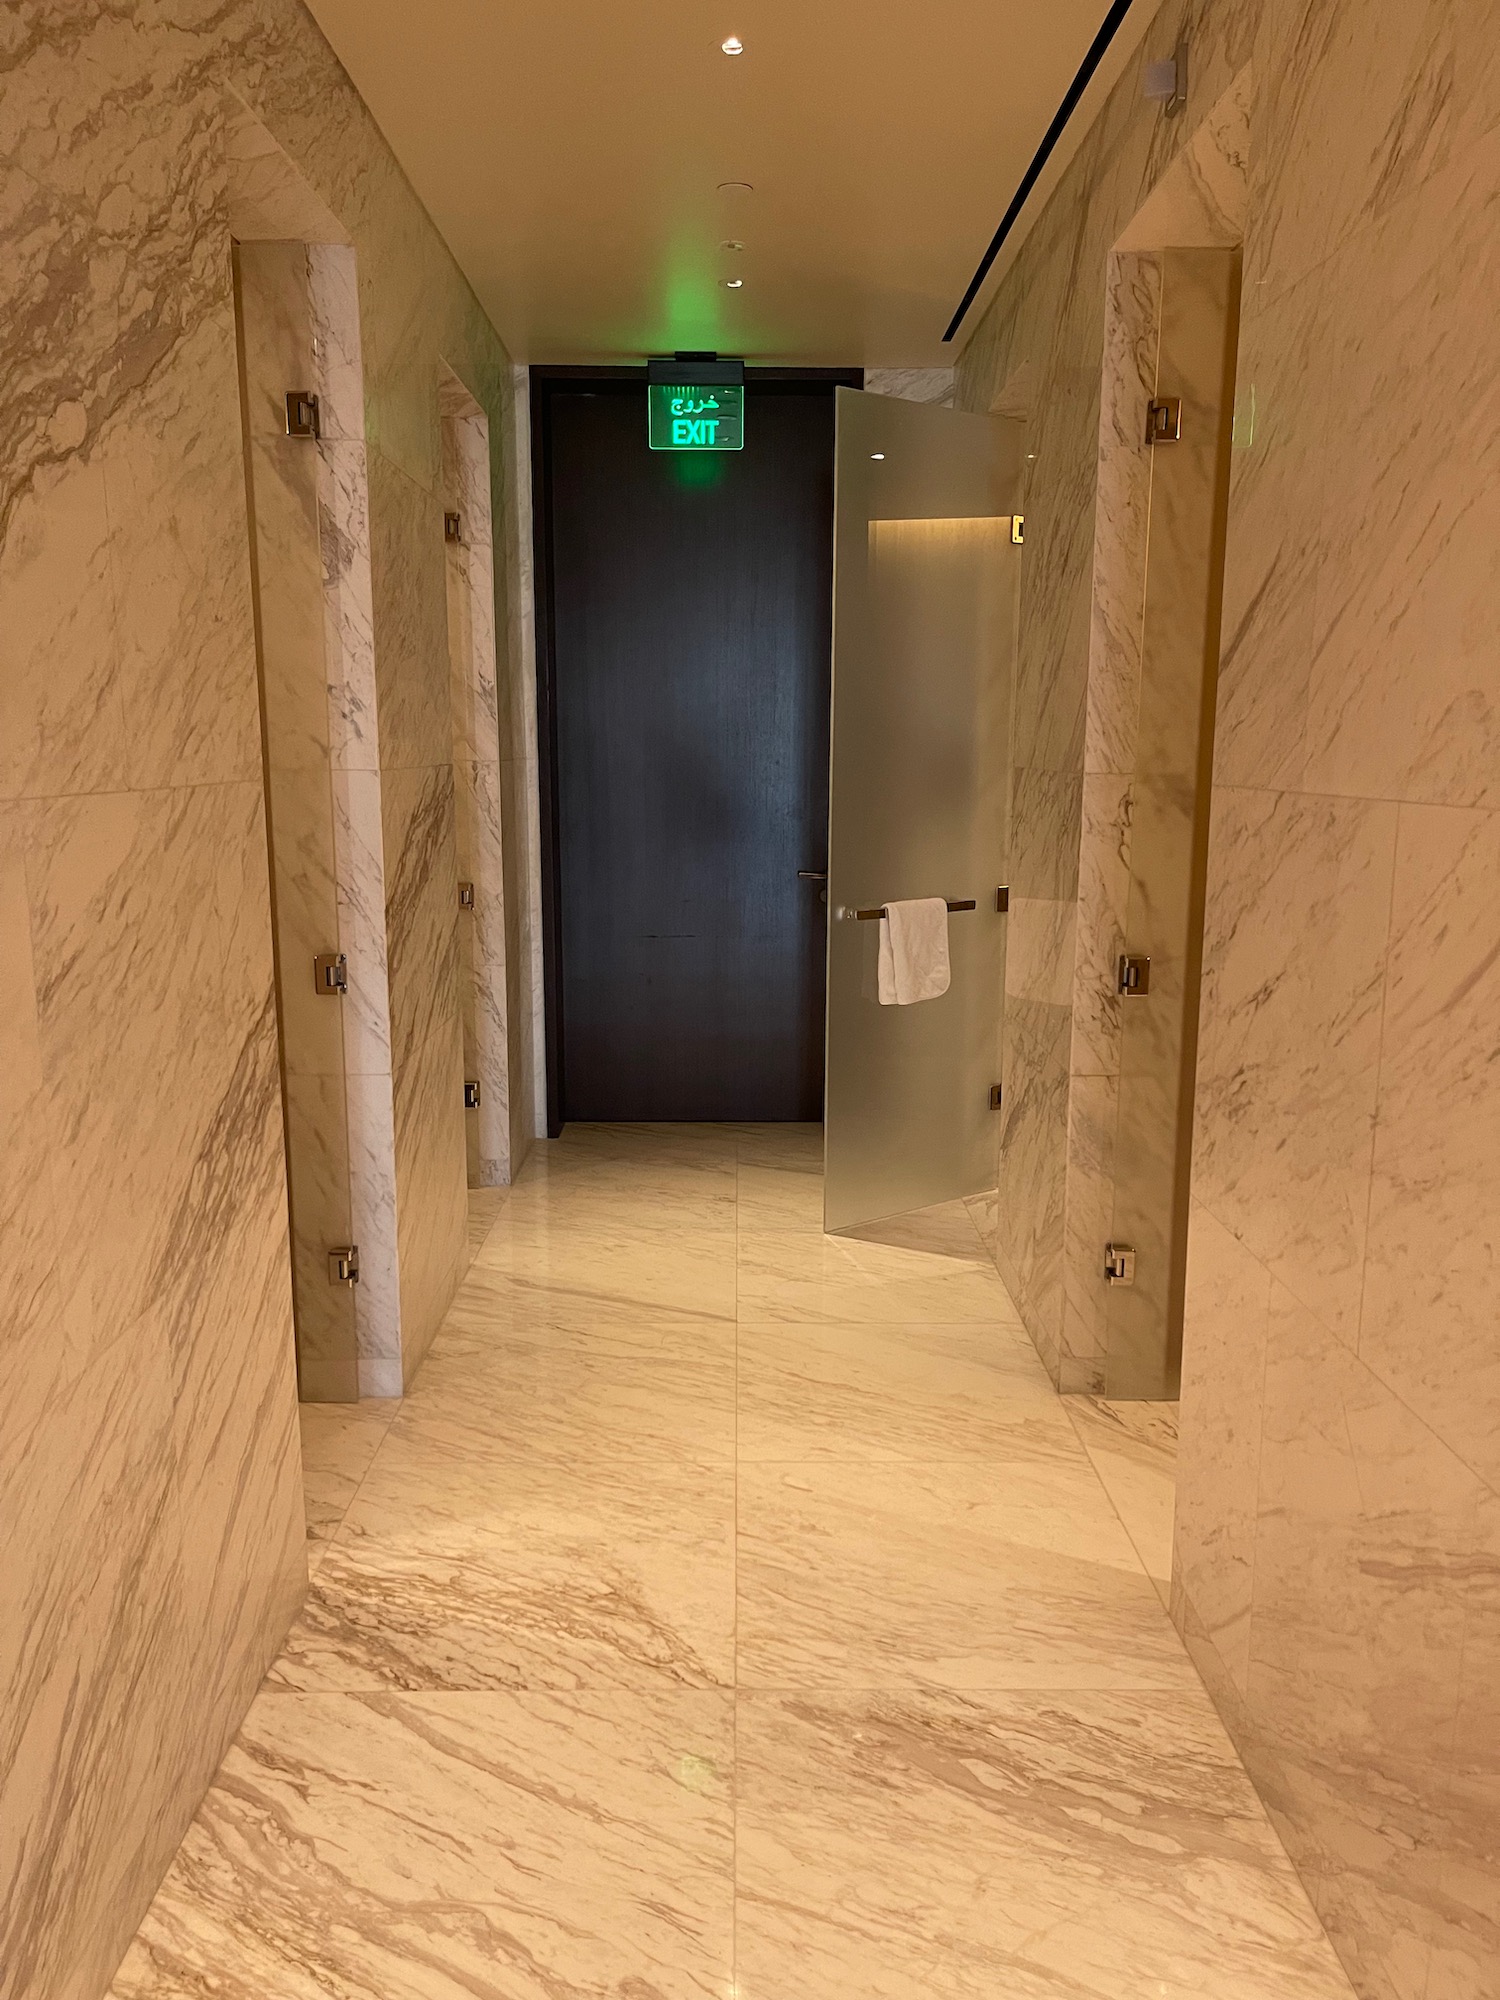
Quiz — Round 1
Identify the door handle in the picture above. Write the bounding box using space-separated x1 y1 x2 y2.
797 870 828 881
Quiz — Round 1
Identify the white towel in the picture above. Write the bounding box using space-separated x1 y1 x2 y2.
877 897 951 1005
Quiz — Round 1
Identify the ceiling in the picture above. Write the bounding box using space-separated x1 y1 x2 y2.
303 0 1149 367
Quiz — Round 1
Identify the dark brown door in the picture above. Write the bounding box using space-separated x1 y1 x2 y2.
535 373 845 1125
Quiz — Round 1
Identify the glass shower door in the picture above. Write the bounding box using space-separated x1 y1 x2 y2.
823 389 1021 1231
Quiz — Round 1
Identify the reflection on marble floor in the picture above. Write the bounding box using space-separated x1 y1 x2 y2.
112 1125 1355 1999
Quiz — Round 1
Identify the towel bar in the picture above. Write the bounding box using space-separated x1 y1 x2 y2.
852 899 977 921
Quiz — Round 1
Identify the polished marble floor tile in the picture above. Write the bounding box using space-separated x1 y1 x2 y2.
114 1125 1351 1999
735 1159 826 1232
737 1318 1071 1462
298 1398 402 1554
736 1689 1359 1999
112 1687 733 2000
404 1335 736 1460
738 1454 1197 1691
293 1435 736 1691
737 1227 1019 1323
471 1215 738 1321
1068 1396 1179 1604
464 1184 507 1259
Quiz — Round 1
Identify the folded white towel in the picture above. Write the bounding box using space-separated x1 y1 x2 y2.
877 897 951 1005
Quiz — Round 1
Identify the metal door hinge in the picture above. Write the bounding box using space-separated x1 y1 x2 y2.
464 1079 482 1109
1010 515 1025 545
1146 397 1182 445
1118 954 1151 995
1143 39 1189 116
458 880 475 909
1104 1243 1136 1286
989 1083 1004 1110
286 391 321 439
444 510 463 544
314 952 348 995
996 885 1010 913
328 1245 360 1285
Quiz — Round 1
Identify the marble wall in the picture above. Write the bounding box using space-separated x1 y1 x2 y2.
959 0 1500 1992
1 4 528 1995
441 372 511 1188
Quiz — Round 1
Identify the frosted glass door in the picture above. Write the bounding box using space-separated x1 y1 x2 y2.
823 390 1020 1231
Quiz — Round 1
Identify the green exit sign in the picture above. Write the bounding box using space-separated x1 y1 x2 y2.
648 382 744 451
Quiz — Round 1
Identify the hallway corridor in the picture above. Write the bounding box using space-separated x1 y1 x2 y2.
109 1125 1356 1999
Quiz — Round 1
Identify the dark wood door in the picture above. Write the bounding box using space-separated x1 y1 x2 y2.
537 375 841 1124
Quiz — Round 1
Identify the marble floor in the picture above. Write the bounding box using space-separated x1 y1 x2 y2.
111 1124 1356 1999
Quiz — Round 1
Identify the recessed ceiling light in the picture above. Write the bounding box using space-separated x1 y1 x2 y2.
723 277 744 289
721 35 744 54
717 181 754 194
721 239 744 252
870 453 885 461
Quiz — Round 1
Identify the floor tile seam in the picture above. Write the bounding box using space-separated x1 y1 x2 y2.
252 1683 738 1710
729 1448 1102 1471
314 1404 406 1546
726 1676 1209 1697
731 1453 1101 1473
453 1300 739 1326
730 1314 1034 1330
262 1670 740 1696
1061 1403 1289 1793
362 1445 741 1474
1060 1405 1176 1594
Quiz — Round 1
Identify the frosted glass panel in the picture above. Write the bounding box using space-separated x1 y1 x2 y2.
824 390 1021 1231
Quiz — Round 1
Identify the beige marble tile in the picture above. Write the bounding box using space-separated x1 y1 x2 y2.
736 1159 825 1232
1244 1285 1487 1999
111 1689 733 1999
737 1226 1016 1325
1191 786 1397 1344
730 1123 825 1168
463 1184 506 1258
952 4 1500 1992
299 1400 402 1549
1066 1397 1178 1603
1358 804 1500 1491
1058 1069 1117 1389
441 1261 737 1357
736 1687 1357 2000
475 1213 739 1321
738 1319 1068 1463
402 1335 736 1463
392 1013 469 1383
499 1167 739 1230
3 19 532 1991
286 1426 735 1691
1213 270 1328 792
1081 248 1156 777
1302 128 1500 812
1174 1204 1271 1698
994 992 1073 1377
737 1455 1195 1692
1068 774 1133 1079
443 1260 737 1346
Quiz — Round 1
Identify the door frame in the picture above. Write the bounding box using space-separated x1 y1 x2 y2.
529 364 862 1136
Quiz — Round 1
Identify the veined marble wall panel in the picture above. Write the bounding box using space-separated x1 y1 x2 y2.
1 5 525 1994
442 384 512 1187
959 0 1500 1989
864 367 957 405
382 758 468 1379
504 365 549 1152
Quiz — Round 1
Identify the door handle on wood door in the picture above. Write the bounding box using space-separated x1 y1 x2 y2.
797 870 828 881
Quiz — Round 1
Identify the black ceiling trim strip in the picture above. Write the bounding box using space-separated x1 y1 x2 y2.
942 0 1140 344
